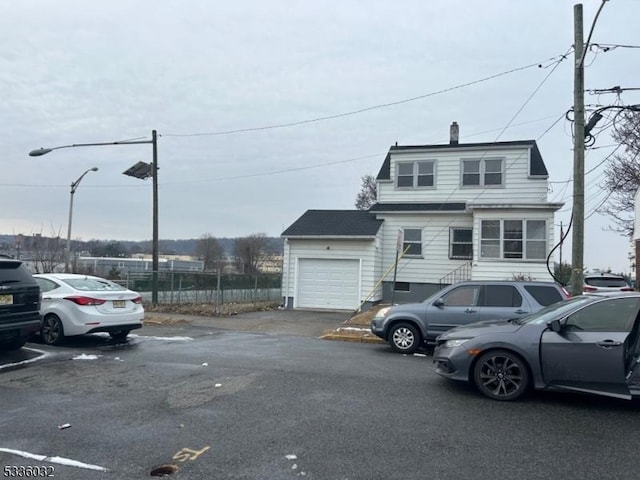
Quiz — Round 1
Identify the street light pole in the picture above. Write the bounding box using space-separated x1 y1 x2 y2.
66 167 98 273
29 130 160 304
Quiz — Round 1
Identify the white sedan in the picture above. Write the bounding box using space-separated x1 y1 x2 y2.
33 273 144 345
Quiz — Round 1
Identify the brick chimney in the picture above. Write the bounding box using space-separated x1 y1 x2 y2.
450 121 459 145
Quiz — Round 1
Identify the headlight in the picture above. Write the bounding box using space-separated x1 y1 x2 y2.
373 307 391 319
444 338 470 348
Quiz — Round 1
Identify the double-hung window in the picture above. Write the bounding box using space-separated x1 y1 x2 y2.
462 158 504 186
449 227 473 259
396 161 435 188
480 219 546 260
402 228 422 256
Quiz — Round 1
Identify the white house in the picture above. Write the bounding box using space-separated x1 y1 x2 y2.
281 123 563 310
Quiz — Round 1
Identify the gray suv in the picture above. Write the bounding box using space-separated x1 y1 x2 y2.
370 280 568 354
0 259 41 351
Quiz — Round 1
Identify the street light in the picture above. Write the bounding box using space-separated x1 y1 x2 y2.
66 167 98 273
29 130 160 304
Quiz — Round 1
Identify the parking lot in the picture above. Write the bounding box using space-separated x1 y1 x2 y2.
2 316 640 480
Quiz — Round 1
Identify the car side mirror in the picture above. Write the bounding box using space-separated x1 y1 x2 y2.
548 319 563 333
434 298 445 308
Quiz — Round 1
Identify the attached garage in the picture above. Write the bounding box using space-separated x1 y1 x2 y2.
296 258 360 310
281 210 384 311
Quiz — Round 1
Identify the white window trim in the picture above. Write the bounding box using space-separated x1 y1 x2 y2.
395 160 436 189
402 227 423 257
479 219 547 261
461 157 505 188
449 227 473 260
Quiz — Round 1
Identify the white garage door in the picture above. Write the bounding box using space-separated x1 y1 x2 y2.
297 259 360 310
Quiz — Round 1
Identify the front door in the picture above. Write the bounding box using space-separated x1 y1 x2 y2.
540 297 640 399
426 284 482 338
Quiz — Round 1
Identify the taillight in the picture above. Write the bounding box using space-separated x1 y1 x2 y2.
561 287 571 298
131 296 143 304
583 286 598 292
621 287 634 292
64 296 107 306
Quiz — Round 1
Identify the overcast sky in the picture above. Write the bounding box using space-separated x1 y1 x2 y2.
1 0 639 273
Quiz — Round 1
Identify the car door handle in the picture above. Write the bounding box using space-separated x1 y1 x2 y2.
464 308 477 314
597 340 622 348
514 310 528 314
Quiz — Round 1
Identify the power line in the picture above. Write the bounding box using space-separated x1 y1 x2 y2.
161 53 571 138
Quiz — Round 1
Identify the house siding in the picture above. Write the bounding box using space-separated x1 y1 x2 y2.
377 213 474 284
378 147 548 204
281 238 381 308
471 209 556 282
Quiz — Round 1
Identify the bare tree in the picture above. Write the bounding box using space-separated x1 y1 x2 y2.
234 233 269 273
196 233 224 271
31 228 65 273
601 110 640 236
355 174 377 210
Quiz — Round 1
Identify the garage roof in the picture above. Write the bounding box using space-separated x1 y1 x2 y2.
282 210 383 237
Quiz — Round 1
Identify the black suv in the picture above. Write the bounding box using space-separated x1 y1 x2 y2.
0 259 41 350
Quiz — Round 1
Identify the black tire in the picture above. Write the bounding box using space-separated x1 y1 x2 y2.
41 314 65 346
1 335 27 351
388 322 422 354
473 349 530 401
109 330 131 341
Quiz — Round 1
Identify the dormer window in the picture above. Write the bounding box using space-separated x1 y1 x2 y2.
396 160 435 188
462 158 504 187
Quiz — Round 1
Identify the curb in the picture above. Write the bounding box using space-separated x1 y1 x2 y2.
320 328 386 344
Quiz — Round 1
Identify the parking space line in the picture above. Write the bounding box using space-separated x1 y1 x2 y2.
0 448 108 471
0 348 51 371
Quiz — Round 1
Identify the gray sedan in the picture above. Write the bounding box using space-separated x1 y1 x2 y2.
433 293 640 401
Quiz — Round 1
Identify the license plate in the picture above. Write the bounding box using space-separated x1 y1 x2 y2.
0 294 13 305
112 300 126 308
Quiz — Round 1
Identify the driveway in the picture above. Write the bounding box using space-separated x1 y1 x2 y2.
145 308 351 337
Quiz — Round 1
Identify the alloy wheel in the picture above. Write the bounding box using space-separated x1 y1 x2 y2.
474 350 529 401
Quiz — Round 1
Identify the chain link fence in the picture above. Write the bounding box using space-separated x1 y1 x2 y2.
115 271 282 306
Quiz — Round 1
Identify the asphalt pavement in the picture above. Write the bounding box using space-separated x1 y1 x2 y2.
144 308 383 343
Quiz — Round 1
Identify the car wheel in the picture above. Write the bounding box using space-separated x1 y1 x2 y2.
389 322 421 354
1 336 27 351
473 349 530 401
41 314 65 346
109 330 131 341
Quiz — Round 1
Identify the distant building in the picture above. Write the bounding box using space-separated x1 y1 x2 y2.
76 255 204 277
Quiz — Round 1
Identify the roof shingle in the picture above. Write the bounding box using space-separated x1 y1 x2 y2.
282 210 383 237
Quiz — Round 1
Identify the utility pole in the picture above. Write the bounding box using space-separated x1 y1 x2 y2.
559 221 564 268
570 3 585 296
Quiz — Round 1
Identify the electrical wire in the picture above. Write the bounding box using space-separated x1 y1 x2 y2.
161 53 570 138
579 0 609 68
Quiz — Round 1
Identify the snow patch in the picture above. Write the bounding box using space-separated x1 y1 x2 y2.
337 327 369 332
72 354 100 361
129 334 193 342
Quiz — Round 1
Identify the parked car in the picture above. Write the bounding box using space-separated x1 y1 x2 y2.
33 273 144 345
583 273 632 293
0 259 41 351
370 280 568 354
433 292 640 401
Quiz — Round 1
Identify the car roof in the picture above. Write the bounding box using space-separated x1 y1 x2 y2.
450 280 560 285
585 291 640 298
584 273 625 278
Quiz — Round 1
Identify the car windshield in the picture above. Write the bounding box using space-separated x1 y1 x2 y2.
61 277 127 292
518 296 595 325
